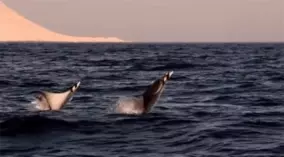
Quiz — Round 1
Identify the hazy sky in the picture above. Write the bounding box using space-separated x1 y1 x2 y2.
3 0 284 42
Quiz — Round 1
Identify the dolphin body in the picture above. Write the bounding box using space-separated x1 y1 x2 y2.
116 71 173 115
35 81 81 111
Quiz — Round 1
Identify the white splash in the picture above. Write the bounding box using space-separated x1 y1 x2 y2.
25 99 42 111
115 96 144 115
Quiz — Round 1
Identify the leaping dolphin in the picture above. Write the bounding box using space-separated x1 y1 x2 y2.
116 71 173 115
35 81 81 111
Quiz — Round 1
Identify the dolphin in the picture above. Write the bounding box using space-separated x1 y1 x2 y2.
34 81 81 111
116 71 173 115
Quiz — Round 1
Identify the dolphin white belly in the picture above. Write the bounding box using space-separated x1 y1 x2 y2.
35 81 80 111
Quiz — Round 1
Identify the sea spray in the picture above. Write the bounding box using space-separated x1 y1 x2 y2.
115 96 144 115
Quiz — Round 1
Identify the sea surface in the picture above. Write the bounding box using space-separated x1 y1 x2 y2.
0 43 284 157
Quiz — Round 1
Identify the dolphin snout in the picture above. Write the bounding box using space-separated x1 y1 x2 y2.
168 71 173 78
76 81 81 88
71 81 81 92
163 71 174 81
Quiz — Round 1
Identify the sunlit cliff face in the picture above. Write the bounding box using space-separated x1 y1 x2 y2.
0 1 123 42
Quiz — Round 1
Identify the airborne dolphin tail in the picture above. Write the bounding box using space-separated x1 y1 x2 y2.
142 71 173 112
115 71 173 115
144 71 174 96
35 81 81 111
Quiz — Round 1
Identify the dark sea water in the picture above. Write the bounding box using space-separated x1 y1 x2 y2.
0 43 284 157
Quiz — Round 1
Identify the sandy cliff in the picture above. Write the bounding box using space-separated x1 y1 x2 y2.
0 1 123 42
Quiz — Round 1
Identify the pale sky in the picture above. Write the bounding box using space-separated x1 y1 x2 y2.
3 0 284 42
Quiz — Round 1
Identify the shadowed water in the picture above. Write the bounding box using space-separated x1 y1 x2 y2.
0 43 284 157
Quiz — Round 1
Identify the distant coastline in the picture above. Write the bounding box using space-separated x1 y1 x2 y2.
0 1 124 43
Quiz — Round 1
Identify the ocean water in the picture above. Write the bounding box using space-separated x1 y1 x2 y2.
0 43 283 157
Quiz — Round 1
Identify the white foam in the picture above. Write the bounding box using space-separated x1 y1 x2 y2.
25 99 41 111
